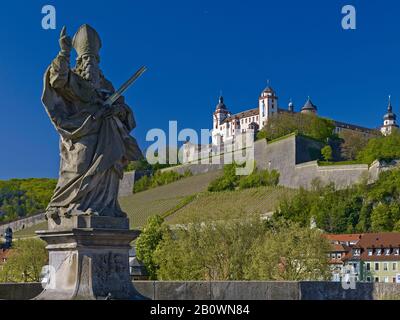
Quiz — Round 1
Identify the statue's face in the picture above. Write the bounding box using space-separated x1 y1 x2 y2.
77 54 101 87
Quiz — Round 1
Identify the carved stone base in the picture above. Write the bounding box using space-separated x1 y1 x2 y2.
35 218 146 300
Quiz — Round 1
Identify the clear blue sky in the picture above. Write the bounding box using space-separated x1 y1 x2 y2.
0 0 399 179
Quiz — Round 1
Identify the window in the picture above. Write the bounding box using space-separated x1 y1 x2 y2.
375 277 379 282
337 253 341 258
375 263 380 271
384 263 388 271
384 277 389 283
385 248 391 255
368 249 373 256
393 277 397 283
366 276 371 282
377 249 382 256
395 248 400 255
354 249 361 256
366 262 371 271
393 263 397 271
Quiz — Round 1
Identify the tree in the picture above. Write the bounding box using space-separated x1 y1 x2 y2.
357 131 400 164
339 130 370 160
0 239 48 283
321 145 333 162
135 215 166 280
244 220 331 281
152 217 331 281
153 216 267 280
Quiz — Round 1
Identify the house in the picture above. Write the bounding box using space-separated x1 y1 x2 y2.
343 233 400 283
323 234 362 282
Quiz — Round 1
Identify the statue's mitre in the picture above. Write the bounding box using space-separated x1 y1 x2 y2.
72 24 102 57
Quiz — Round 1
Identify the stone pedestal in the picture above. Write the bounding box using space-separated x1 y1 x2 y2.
35 216 146 300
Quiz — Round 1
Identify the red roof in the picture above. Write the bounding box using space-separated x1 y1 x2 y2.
355 233 400 248
344 233 400 262
323 234 363 243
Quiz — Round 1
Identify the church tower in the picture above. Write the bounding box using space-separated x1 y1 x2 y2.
212 96 230 145
381 96 398 136
258 85 278 128
213 96 229 129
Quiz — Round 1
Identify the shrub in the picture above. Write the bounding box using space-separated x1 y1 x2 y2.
133 170 193 194
208 163 279 192
321 145 333 162
135 215 166 280
238 170 280 190
133 175 152 193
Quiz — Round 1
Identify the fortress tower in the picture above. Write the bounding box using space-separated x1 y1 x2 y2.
258 85 278 127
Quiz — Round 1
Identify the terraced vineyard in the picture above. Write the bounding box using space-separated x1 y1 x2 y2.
166 186 295 225
119 170 222 228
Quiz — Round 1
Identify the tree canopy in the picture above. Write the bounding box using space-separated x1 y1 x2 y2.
0 239 48 283
0 178 57 223
357 131 400 164
136 215 331 281
275 168 400 233
257 112 337 143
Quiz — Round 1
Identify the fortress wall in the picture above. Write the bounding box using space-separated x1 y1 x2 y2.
292 162 370 190
129 135 396 192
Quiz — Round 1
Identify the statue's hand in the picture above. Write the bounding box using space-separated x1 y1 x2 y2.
101 104 127 119
59 26 72 56
112 104 127 118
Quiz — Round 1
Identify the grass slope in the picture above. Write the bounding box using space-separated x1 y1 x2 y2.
13 221 47 239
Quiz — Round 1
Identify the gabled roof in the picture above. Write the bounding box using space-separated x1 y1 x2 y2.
222 108 259 123
323 233 363 243
355 233 400 248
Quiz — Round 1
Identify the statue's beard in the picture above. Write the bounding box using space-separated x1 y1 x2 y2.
76 60 101 87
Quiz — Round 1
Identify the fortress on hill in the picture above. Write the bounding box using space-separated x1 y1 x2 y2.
211 85 398 145
172 85 400 190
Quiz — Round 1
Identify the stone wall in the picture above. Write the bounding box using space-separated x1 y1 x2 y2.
132 281 400 300
2 281 400 300
119 170 151 197
159 135 397 190
0 213 46 237
0 283 43 300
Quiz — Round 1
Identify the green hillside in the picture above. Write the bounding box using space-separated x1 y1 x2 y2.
13 170 293 237
166 186 293 225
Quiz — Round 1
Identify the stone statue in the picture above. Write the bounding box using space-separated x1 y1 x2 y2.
36 24 146 300
42 24 142 220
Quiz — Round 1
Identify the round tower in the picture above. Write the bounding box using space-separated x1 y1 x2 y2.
301 96 317 115
258 84 278 128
